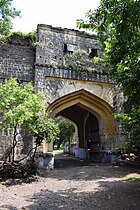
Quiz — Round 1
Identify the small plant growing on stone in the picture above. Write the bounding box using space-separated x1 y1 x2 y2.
63 48 104 73
0 30 37 47
63 48 89 72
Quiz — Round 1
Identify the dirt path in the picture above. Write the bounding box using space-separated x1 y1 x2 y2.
0 153 140 210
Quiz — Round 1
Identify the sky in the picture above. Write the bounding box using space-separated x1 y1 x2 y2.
12 0 100 32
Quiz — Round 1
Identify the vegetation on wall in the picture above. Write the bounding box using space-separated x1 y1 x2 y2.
77 0 140 153
63 48 89 72
0 30 37 46
9 30 37 45
63 48 105 73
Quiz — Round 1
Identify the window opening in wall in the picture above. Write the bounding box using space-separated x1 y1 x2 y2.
89 48 98 58
63 43 67 53
67 44 74 54
63 43 75 54
69 65 73 69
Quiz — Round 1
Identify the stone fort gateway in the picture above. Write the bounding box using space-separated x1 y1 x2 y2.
0 24 128 165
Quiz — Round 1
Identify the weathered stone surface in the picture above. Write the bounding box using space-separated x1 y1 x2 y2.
0 42 35 82
36 24 102 67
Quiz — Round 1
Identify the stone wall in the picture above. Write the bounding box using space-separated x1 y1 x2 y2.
0 39 35 160
0 129 33 161
0 41 35 82
35 24 109 92
36 24 103 68
44 77 115 107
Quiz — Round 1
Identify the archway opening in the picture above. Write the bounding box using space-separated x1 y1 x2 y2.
55 103 102 162
54 116 77 153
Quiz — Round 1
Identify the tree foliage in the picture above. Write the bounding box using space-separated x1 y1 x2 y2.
0 78 59 162
0 0 20 36
77 0 140 152
55 116 75 149
28 113 60 147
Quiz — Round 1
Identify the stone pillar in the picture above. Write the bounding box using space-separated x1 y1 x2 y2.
43 140 53 153
83 112 89 149
78 122 85 148
74 126 79 147
37 140 54 169
77 111 89 148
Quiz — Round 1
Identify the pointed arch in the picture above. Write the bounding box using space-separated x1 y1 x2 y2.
47 89 116 133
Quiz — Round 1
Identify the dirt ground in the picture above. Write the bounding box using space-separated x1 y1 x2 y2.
0 153 140 210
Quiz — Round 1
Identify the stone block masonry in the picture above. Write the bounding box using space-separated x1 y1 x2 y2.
36 24 103 68
0 42 35 82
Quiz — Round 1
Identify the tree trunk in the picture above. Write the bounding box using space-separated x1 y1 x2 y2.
12 126 17 163
30 142 38 175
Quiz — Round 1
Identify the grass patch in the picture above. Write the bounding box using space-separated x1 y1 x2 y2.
53 145 64 154
122 173 140 181
53 149 63 154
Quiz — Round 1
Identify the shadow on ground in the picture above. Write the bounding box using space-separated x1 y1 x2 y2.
3 179 139 210
39 153 140 181
0 205 18 210
0 153 140 210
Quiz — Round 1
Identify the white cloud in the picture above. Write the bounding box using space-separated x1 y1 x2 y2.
12 0 99 32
